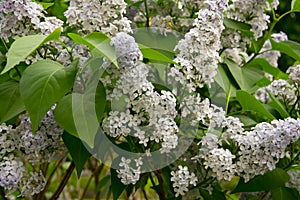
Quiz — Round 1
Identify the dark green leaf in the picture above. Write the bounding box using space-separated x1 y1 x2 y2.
138 44 177 65
271 40 300 61
225 59 264 92
245 58 288 80
236 90 275 120
215 64 236 97
232 168 290 193
267 91 290 118
271 187 300 200
1 28 61 74
223 18 254 37
111 168 126 200
62 131 91 177
20 59 78 133
0 76 25 123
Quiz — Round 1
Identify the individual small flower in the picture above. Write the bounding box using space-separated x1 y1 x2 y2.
170 165 197 197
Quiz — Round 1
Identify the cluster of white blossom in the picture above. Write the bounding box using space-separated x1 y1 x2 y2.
221 0 280 65
102 32 179 157
170 0 228 91
225 0 278 40
255 79 297 105
180 94 225 129
0 108 65 196
0 0 63 41
117 157 143 185
198 117 300 183
64 0 132 36
286 170 300 193
170 165 198 197
287 64 300 85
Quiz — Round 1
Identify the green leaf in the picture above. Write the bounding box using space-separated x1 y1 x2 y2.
138 44 177 65
245 58 288 80
215 64 236 97
111 168 127 200
62 131 91 177
225 59 264 92
271 39 300 61
95 175 111 192
271 187 300 200
236 90 275 120
54 81 106 139
0 76 25 123
267 91 290 118
54 95 78 137
20 59 78 133
1 28 61 74
223 18 254 37
35 2 55 9
291 0 300 11
232 168 290 193
68 32 119 68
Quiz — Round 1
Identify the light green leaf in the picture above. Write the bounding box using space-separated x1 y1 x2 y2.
68 32 118 67
62 131 91 177
0 76 25 123
1 28 61 74
292 0 300 11
271 39 300 61
138 44 177 64
236 90 275 120
20 59 78 133
232 168 290 193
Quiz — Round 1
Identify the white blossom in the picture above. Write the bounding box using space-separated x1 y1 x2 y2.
171 165 197 197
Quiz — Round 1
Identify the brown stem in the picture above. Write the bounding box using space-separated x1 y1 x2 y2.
49 161 75 200
155 170 166 200
37 156 66 200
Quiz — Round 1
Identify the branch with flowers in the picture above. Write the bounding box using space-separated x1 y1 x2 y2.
0 0 300 199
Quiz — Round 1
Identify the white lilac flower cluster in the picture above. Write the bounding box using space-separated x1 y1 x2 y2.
181 95 225 129
170 165 198 197
221 0 279 64
102 33 179 184
117 157 143 185
0 108 65 196
254 78 298 106
226 0 278 40
64 0 132 36
254 63 300 106
170 0 228 92
0 0 63 42
286 170 300 193
198 117 300 183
